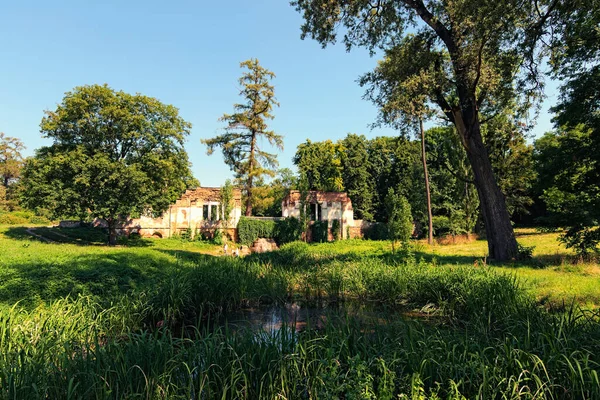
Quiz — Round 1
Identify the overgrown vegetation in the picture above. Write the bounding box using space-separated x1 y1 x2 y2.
1 227 600 398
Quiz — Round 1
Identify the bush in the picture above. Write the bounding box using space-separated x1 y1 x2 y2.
0 213 28 225
363 223 389 241
28 215 51 225
274 217 303 245
331 219 341 241
237 217 276 246
432 215 450 237
312 220 329 243
212 229 224 245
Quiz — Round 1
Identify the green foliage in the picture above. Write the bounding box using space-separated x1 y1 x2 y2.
0 132 24 189
311 220 329 243
249 168 297 217
482 113 536 217
19 84 196 245
534 126 600 255
0 213 28 225
237 217 276 246
517 242 535 260
202 59 283 216
0 210 51 225
294 139 344 192
363 223 389 241
212 229 224 245
331 219 341 241
274 217 303 245
220 179 234 227
385 188 413 251
340 134 375 220
0 133 25 211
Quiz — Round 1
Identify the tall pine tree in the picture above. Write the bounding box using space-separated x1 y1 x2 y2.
203 59 283 216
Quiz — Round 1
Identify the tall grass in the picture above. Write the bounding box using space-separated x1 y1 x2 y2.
1 239 600 398
1 296 599 399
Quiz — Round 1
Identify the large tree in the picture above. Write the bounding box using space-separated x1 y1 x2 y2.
21 84 197 245
203 59 283 216
0 132 25 210
293 139 344 192
340 134 375 220
529 0 600 254
0 132 24 189
292 0 560 260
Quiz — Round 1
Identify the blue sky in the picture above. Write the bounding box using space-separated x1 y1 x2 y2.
0 0 557 187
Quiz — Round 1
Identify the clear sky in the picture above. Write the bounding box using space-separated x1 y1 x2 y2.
0 0 557 187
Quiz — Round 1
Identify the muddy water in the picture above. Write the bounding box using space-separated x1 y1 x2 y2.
217 301 441 334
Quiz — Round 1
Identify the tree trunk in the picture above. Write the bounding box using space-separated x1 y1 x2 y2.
461 119 518 261
245 184 253 216
245 132 256 216
107 218 118 246
419 118 434 245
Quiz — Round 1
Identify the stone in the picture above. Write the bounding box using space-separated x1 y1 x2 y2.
251 238 279 253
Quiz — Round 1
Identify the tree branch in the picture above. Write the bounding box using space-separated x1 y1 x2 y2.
402 0 458 55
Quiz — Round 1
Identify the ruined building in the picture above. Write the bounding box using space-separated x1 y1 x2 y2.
120 187 243 239
281 190 356 239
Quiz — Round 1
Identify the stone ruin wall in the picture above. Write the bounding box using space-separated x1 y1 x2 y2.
281 191 355 240
122 187 243 239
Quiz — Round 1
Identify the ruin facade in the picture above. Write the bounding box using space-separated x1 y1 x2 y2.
281 190 355 239
119 187 243 239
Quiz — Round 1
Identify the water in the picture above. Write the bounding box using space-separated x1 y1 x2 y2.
216 300 443 335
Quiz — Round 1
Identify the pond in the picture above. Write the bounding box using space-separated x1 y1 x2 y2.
215 300 445 335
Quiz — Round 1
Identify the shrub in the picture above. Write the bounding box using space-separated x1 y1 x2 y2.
432 215 450 237
237 217 276 246
363 223 389 240
180 228 192 241
385 189 413 252
0 213 28 225
331 219 341 240
517 242 535 260
312 220 329 243
212 229 224 245
28 215 51 225
274 217 303 245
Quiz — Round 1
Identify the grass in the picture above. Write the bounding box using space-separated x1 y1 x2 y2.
1 225 600 398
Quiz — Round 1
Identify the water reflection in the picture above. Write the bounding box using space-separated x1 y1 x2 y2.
218 301 431 334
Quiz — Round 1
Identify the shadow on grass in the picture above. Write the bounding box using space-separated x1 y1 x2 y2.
3 226 154 247
0 251 181 308
156 249 217 264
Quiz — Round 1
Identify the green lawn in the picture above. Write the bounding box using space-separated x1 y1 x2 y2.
1 225 599 308
0 225 221 307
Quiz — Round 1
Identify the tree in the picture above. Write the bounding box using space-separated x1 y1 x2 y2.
0 133 25 211
0 132 24 189
293 139 344 192
534 127 600 254
203 59 283 217
529 0 600 254
20 84 197 245
385 188 413 253
292 0 561 260
220 179 234 228
250 168 298 217
426 127 479 237
340 134 375 220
